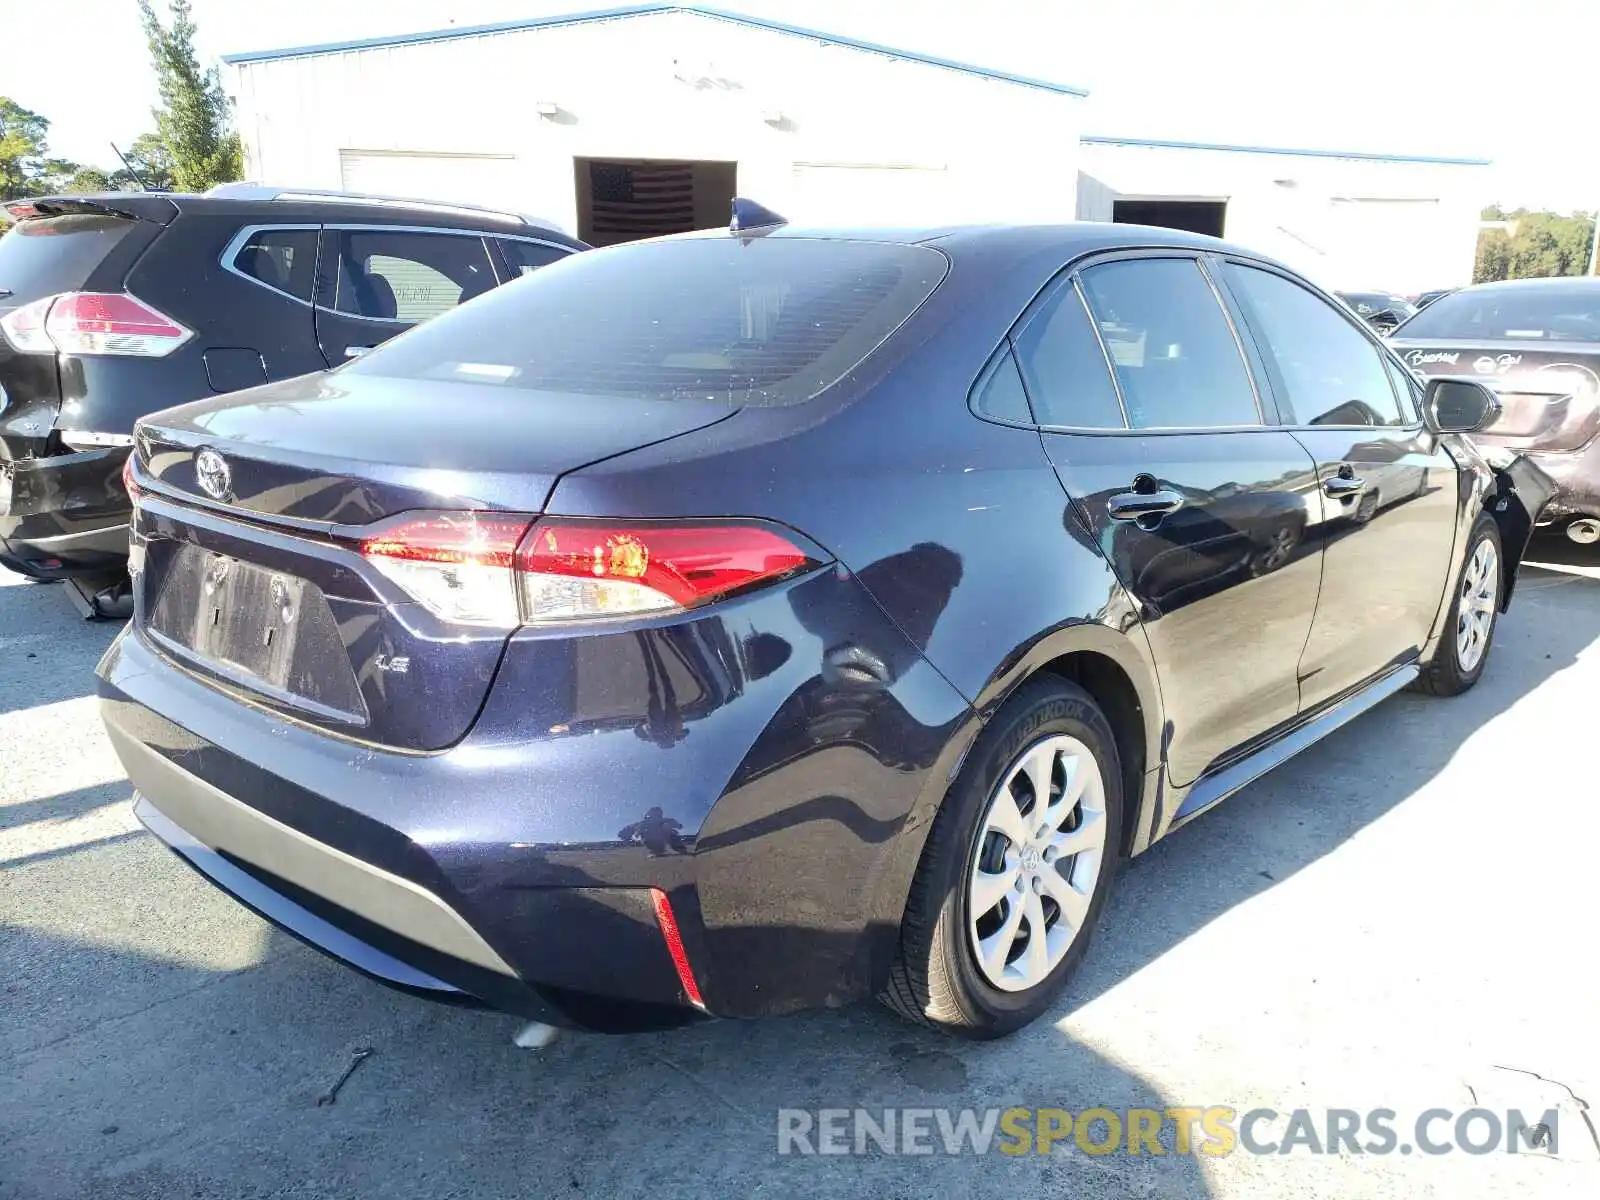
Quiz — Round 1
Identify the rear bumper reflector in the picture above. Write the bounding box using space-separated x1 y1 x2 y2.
650 887 706 1010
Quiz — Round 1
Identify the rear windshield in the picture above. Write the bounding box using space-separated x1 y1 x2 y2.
346 236 949 406
1399 284 1600 342
0 214 137 304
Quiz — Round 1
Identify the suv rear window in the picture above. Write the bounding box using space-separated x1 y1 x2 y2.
0 214 137 304
346 236 948 406
1398 283 1600 342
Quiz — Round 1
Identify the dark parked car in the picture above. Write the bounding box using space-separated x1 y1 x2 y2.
1391 276 1600 544
97 210 1552 1041
1336 291 1417 334
0 185 584 606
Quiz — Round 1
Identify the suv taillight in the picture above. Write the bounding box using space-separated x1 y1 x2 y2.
0 296 55 353
0 292 192 358
359 512 822 628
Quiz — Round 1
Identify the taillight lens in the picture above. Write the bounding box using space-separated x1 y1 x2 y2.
0 296 56 353
361 511 535 627
44 292 193 357
515 520 818 623
122 452 141 504
360 512 822 628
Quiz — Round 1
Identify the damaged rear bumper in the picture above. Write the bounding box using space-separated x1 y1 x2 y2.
0 444 131 578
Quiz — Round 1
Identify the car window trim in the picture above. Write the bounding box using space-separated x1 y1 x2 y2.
220 223 321 307
1030 250 1270 435
318 224 500 325
1216 255 1425 432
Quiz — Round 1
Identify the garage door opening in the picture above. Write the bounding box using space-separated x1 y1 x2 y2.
1113 199 1228 238
575 158 737 247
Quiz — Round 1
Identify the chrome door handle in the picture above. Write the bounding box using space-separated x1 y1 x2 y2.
1107 489 1184 521
1323 475 1366 498
344 345 375 358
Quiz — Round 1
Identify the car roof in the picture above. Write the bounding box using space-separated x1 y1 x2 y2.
26 188 575 240
1460 276 1600 294
676 220 1266 260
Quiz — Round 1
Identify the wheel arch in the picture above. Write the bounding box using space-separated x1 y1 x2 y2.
870 621 1167 976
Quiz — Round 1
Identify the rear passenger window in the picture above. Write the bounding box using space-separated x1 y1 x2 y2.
1078 258 1261 429
1013 282 1125 428
1226 265 1407 427
498 239 570 276
328 230 496 323
231 228 317 302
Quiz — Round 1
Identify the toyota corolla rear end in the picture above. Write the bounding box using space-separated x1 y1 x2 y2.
96 231 973 1031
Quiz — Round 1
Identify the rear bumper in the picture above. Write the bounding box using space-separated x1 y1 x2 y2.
0 445 131 578
1525 445 1600 522
96 560 977 1024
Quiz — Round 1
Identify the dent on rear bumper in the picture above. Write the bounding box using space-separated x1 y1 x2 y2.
1 444 132 573
97 565 979 1021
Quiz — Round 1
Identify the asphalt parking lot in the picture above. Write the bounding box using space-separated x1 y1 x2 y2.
3 544 1598 1199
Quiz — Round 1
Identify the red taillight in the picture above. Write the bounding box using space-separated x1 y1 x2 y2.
515 520 817 622
121 452 141 503
0 296 55 354
44 292 192 357
360 512 821 628
360 511 535 627
3 201 42 222
650 887 706 1010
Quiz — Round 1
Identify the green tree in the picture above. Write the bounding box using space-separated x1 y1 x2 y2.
113 132 177 191
139 0 241 192
1474 228 1511 283
0 97 81 201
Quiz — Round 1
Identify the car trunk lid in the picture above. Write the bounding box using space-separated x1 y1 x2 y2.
131 373 738 750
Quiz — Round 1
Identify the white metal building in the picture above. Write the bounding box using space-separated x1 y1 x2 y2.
1077 136 1489 294
224 3 1489 289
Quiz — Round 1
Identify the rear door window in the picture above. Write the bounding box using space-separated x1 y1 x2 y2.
1227 264 1408 426
229 227 318 302
325 229 497 323
1076 257 1261 429
0 214 138 304
1013 280 1126 428
345 236 949 406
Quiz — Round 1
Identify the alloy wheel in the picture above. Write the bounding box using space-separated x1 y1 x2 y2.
967 734 1107 992
1456 537 1498 672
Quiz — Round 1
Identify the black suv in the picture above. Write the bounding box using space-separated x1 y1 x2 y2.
0 185 584 601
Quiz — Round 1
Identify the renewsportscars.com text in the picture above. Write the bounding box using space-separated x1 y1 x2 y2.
776 1106 1561 1157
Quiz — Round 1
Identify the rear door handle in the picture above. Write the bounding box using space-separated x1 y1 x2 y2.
1322 475 1366 498
1107 488 1184 521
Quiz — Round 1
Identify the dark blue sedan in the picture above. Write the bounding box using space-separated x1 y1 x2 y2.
97 206 1550 1038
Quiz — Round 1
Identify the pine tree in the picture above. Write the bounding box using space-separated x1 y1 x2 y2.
138 0 241 192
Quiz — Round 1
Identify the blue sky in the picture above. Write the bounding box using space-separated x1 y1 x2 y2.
4 0 1595 211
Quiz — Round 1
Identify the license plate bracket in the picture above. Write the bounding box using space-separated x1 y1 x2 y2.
178 552 307 689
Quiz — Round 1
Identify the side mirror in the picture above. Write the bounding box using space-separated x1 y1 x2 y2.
1425 377 1501 434
1368 308 1404 334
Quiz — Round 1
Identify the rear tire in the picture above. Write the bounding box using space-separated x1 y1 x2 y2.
1416 511 1501 697
880 677 1122 1038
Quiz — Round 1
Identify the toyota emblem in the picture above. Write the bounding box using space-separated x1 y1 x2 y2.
194 448 232 501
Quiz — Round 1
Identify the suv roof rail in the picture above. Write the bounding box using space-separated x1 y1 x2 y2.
203 182 560 231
